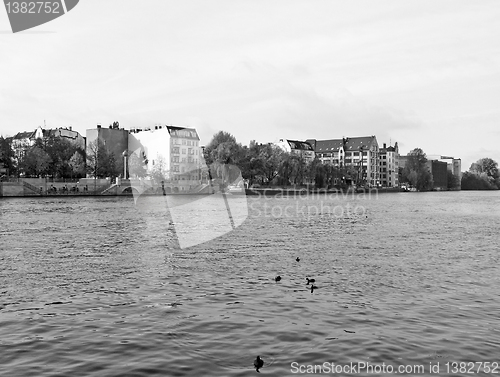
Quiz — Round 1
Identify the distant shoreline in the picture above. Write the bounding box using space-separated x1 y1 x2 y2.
1 184 468 198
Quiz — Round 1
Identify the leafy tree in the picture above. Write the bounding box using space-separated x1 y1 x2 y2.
468 158 499 189
68 150 86 178
401 148 433 191
203 131 242 166
239 141 286 186
19 146 52 177
239 141 263 185
0 136 16 176
307 158 324 188
44 135 82 178
447 170 460 190
461 171 497 190
260 143 286 185
203 131 244 187
278 153 306 186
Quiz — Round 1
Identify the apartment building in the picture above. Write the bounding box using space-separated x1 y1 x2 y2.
11 125 85 161
128 124 202 192
379 142 399 187
307 136 380 187
275 139 315 163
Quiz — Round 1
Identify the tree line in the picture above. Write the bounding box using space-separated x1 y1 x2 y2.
2 130 498 190
202 131 361 189
0 135 86 179
204 131 498 191
0 135 127 180
461 158 500 190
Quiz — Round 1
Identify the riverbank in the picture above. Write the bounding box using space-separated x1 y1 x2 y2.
0 181 454 198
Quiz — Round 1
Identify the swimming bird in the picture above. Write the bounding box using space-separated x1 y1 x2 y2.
310 284 318 293
306 278 315 285
254 356 264 372
275 276 281 282
296 257 300 262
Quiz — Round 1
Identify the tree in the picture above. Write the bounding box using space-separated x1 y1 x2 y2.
128 150 148 178
469 158 499 189
461 171 497 190
260 144 286 185
150 154 169 185
203 131 242 166
19 146 52 177
239 142 286 186
447 170 460 190
44 134 82 178
69 150 86 178
401 148 433 191
86 139 118 178
203 131 244 188
0 136 16 176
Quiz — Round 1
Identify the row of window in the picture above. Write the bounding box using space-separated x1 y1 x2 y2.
172 138 199 146
171 157 199 163
172 147 198 155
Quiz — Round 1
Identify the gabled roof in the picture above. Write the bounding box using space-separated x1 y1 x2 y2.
13 130 35 140
313 139 344 152
308 135 378 153
167 126 200 140
343 136 377 151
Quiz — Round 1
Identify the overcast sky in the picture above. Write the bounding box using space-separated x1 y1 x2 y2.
1 0 499 170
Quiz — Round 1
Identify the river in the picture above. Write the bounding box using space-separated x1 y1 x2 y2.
1 191 499 376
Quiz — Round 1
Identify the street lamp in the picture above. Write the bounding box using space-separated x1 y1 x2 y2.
122 150 128 180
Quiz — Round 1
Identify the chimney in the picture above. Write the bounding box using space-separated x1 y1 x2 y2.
383 143 386 149
97 124 101 129
69 126 72 131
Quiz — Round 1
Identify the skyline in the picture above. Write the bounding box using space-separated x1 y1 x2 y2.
1 1 499 171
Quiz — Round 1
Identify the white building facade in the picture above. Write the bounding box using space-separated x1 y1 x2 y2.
128 125 203 192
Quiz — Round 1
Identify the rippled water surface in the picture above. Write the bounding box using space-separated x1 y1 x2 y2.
1 191 500 376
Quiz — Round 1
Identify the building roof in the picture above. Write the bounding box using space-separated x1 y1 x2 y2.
13 131 35 140
312 139 344 152
307 136 378 153
167 126 200 140
343 136 377 151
